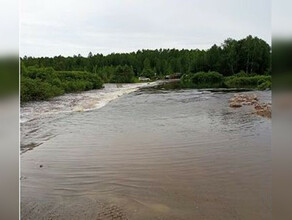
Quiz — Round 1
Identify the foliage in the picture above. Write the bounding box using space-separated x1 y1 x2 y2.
180 71 271 90
96 66 116 82
54 71 103 92
140 68 156 79
181 72 224 88
257 80 272 90
21 66 103 102
110 65 136 83
21 36 271 78
224 74 272 90
21 36 272 102
21 77 64 102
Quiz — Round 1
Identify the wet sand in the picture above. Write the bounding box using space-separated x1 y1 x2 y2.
21 86 271 219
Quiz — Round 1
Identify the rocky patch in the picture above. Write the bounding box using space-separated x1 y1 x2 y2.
229 93 271 118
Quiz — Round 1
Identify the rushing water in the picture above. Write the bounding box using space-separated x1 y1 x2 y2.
20 82 161 152
21 83 271 219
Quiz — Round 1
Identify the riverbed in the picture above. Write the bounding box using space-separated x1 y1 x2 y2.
21 83 271 219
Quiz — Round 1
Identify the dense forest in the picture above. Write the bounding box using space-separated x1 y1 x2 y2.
22 35 270 77
21 35 271 102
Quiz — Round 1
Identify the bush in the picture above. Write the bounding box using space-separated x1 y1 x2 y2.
110 65 136 83
55 71 103 92
180 71 272 90
181 71 224 88
23 66 55 80
140 68 155 79
224 75 271 90
21 67 103 102
257 79 272 90
96 66 116 82
21 77 64 102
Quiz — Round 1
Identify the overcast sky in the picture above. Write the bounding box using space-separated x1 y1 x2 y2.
20 0 271 57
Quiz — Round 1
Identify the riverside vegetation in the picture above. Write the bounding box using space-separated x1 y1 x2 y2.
180 71 271 90
21 35 271 102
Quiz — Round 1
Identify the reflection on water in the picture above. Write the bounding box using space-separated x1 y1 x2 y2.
21 84 271 219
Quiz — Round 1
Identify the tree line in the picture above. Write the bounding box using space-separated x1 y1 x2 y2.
21 35 271 102
22 35 271 78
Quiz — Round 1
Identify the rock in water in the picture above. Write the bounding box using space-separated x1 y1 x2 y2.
254 103 272 118
229 102 242 108
229 93 271 118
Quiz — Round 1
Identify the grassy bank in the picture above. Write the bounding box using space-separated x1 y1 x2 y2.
180 71 271 90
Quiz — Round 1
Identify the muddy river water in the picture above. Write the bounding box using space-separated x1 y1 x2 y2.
21 82 271 219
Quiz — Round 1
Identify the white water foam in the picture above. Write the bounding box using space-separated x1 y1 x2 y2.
20 82 160 123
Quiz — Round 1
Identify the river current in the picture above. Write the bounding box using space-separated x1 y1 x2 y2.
21 82 271 219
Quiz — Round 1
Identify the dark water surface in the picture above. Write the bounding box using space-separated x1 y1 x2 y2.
21 84 271 219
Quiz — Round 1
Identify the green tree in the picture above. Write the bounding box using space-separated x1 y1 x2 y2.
111 65 136 83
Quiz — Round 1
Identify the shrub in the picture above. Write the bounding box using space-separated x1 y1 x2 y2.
140 68 155 79
110 65 136 83
257 80 272 90
181 71 224 88
97 66 116 82
21 67 103 102
224 75 271 90
23 66 55 80
21 77 64 102
180 71 272 90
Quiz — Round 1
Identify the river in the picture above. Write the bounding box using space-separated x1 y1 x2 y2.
21 82 271 219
